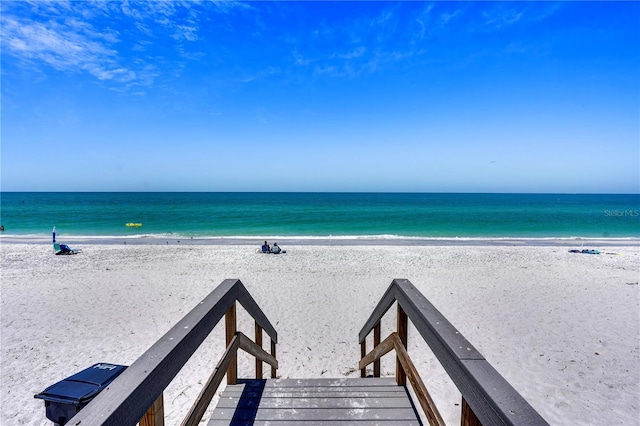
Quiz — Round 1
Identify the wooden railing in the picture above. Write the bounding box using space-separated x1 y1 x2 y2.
69 279 278 426
359 279 548 426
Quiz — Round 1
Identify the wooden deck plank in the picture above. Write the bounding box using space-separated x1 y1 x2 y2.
224 385 404 391
208 378 421 425
219 391 409 399
208 420 421 426
210 407 421 421
221 386 407 394
234 378 397 387
215 396 414 409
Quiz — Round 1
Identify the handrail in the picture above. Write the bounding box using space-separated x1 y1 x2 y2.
360 332 445 426
181 332 278 426
237 332 278 369
359 279 548 426
68 279 278 426
182 333 241 426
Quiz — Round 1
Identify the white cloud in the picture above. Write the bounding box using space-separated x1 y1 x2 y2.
413 3 435 41
242 66 281 84
441 10 462 26
335 46 366 60
293 50 313 66
481 3 562 31
173 25 199 42
0 0 243 90
1 16 134 82
483 9 523 28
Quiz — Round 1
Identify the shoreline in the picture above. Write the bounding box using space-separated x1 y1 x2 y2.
1 234 639 247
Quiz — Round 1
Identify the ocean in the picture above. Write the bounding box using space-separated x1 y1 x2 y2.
1 192 638 239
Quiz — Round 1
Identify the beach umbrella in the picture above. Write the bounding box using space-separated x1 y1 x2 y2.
52 226 56 243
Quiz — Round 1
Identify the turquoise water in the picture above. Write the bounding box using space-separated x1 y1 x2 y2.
1 192 638 238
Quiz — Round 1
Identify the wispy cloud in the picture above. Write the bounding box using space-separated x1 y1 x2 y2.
480 3 563 31
413 3 435 41
298 3 470 80
290 4 417 79
2 15 134 82
410 2 466 44
173 25 199 42
483 8 523 29
242 66 281 84
0 0 244 91
334 46 366 60
293 50 313 66
441 9 462 26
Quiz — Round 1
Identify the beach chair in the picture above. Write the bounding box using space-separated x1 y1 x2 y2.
53 243 81 255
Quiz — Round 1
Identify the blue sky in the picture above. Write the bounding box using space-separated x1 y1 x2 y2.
1 1 638 193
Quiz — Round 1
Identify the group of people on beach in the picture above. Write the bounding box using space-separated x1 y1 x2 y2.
261 241 283 254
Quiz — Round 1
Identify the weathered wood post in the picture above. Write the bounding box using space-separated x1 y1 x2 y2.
360 339 367 377
139 394 164 426
255 322 263 378
270 339 277 378
397 303 408 386
374 322 381 377
225 302 237 385
461 397 482 426
360 321 381 377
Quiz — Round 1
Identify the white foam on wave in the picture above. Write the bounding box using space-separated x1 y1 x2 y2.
2 233 639 245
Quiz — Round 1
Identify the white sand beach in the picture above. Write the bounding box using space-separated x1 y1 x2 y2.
1 242 638 425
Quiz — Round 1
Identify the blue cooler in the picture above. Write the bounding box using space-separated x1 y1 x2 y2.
35 363 127 426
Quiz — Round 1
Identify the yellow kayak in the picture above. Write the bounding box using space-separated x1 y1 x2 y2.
125 223 142 227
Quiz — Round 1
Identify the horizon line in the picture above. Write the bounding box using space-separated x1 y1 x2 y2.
2 190 639 195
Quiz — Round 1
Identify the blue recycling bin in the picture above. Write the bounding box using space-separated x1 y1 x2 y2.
34 363 127 426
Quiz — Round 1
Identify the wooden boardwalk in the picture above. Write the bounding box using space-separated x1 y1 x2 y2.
68 280 547 426
208 377 422 425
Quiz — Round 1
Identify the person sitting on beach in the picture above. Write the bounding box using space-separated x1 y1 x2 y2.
262 241 271 253
271 243 282 254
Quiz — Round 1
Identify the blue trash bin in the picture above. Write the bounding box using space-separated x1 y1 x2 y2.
35 363 127 426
